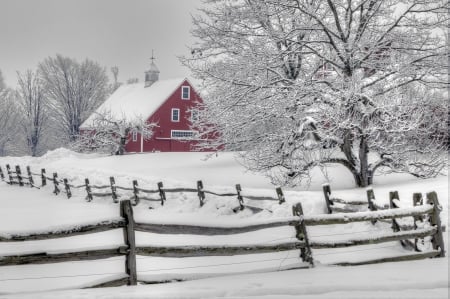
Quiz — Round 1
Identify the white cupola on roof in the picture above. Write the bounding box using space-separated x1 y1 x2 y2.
144 52 160 87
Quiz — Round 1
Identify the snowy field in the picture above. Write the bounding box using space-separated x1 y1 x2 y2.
0 150 448 298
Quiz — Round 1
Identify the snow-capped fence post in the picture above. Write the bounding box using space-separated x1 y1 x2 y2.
413 193 424 252
85 178 93 201
322 184 333 214
157 182 165 206
6 164 14 184
292 203 314 267
15 166 24 187
389 191 401 232
0 166 4 181
236 184 244 210
276 187 285 204
41 168 47 186
26 166 34 187
366 188 377 224
197 180 205 207
52 173 60 195
120 200 137 285
426 192 445 257
110 177 118 203
132 180 140 206
63 179 72 199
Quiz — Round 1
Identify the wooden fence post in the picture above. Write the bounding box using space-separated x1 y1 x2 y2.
26 166 34 187
85 178 93 202
292 203 314 267
426 192 445 257
236 184 244 210
389 191 410 249
120 200 137 285
322 184 333 214
41 168 47 186
197 180 205 207
15 166 24 187
6 164 13 184
276 187 286 205
389 191 400 232
63 179 72 199
110 177 118 203
0 166 4 181
132 180 140 206
157 182 165 206
413 193 423 252
366 188 377 224
53 173 60 195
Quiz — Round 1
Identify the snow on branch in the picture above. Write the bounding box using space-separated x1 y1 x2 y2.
73 110 157 155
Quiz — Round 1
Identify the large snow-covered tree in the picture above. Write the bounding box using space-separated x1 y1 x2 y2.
16 70 48 156
183 0 448 187
38 54 109 143
73 111 156 155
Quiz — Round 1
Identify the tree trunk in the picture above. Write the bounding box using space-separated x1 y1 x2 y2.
339 135 372 188
357 136 371 187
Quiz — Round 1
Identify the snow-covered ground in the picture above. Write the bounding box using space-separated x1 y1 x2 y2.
0 150 448 298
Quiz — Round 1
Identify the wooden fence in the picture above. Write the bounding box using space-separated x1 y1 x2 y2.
0 166 446 289
0 196 446 288
322 183 446 255
0 164 285 213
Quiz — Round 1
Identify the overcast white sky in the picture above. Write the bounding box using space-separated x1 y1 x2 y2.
0 0 203 87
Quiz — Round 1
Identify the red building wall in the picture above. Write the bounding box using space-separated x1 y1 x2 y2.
125 80 203 152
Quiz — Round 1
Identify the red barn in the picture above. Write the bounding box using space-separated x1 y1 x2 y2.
81 61 209 152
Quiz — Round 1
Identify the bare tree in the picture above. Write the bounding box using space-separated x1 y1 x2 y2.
183 0 448 187
74 111 156 155
16 70 48 156
0 70 5 91
0 87 20 156
39 54 109 143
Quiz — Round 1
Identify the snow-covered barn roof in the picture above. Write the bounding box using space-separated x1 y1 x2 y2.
81 77 187 128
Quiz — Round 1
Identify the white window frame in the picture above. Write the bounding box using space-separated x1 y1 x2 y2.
181 86 190 100
171 130 196 139
132 131 138 142
171 108 180 122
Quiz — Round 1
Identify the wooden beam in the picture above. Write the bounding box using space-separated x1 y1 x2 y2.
333 250 441 266
0 219 125 242
134 219 299 235
310 227 437 249
303 205 434 226
136 242 305 258
120 200 137 285
426 192 445 257
0 247 124 266
322 184 333 214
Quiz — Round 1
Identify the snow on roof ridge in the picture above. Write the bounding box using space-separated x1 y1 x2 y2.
81 77 188 128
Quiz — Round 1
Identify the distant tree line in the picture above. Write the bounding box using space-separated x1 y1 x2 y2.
0 54 131 156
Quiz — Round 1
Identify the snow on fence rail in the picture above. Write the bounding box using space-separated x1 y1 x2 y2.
0 164 285 213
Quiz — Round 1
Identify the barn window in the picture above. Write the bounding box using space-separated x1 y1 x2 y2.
171 130 196 139
171 108 180 122
132 131 138 142
181 86 190 100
